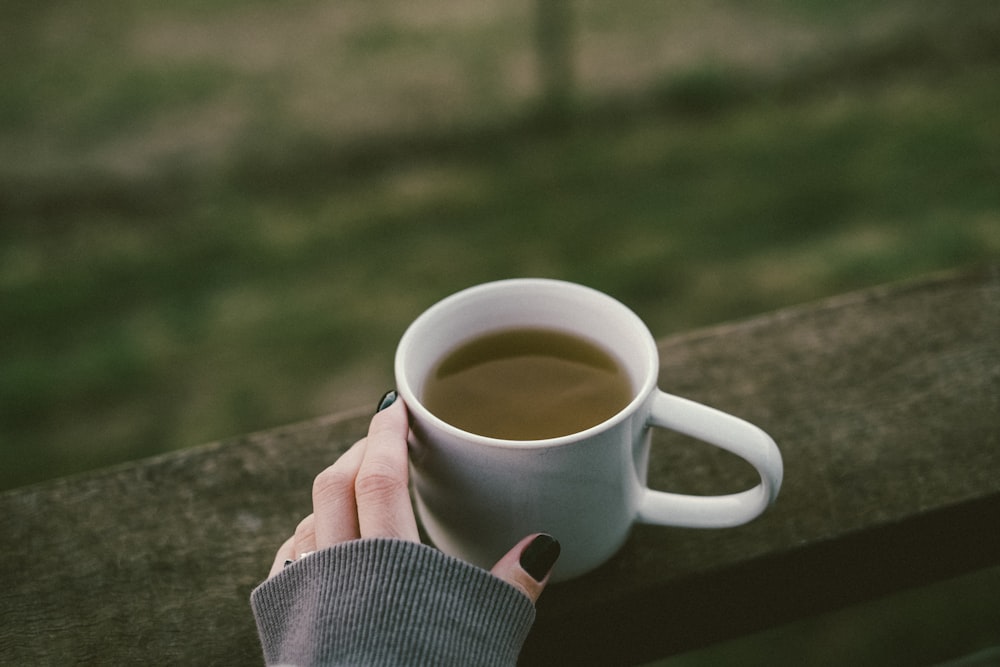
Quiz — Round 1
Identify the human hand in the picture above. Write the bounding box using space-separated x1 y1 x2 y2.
267 391 560 604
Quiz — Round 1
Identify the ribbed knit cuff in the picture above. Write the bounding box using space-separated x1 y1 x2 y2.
251 539 536 666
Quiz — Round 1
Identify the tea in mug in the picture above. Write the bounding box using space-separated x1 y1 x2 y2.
422 327 633 440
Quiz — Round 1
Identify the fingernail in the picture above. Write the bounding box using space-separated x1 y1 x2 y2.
375 389 398 414
520 533 561 582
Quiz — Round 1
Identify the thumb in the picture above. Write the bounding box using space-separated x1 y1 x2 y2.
490 533 561 605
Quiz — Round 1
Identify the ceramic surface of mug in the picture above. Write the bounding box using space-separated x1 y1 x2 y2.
395 279 783 581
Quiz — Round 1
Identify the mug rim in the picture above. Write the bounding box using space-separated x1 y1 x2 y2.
395 278 659 450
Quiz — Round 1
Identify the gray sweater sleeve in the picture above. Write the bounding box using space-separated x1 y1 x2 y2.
250 538 536 666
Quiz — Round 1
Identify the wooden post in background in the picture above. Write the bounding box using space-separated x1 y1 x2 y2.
535 0 575 122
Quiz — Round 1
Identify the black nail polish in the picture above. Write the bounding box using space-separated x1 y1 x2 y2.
520 534 561 582
375 390 398 414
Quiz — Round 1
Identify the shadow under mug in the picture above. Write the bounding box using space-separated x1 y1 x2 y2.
396 278 783 581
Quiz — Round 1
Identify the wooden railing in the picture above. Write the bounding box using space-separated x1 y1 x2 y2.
1 267 997 665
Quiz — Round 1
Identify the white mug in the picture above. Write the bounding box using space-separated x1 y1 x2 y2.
395 279 783 581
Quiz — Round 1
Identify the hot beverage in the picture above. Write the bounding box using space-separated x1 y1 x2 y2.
422 327 633 440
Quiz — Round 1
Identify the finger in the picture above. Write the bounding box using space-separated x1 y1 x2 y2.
268 536 296 579
490 533 561 605
354 397 419 541
312 438 367 547
292 514 317 558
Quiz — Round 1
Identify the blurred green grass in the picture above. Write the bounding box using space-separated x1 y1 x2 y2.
2 0 999 491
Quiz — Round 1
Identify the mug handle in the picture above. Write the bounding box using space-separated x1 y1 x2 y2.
637 391 784 528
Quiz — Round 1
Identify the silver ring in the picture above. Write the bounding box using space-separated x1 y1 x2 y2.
283 550 317 568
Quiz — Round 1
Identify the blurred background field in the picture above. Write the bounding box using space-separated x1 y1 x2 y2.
2 0 999 663
3 0 998 491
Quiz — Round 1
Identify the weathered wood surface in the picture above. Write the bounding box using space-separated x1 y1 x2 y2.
1 267 997 665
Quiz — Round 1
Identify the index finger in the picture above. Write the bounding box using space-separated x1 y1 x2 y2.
354 396 420 542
